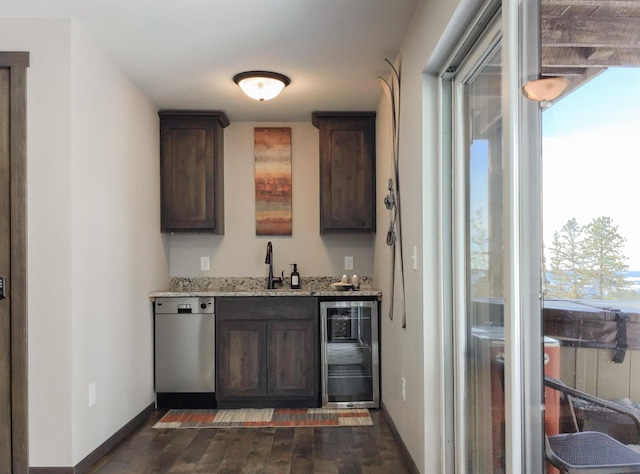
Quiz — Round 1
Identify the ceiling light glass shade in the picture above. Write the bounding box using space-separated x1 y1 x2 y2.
233 71 290 101
522 77 570 102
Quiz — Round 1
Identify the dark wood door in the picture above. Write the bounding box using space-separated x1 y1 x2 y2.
267 319 316 398
216 320 267 398
159 111 228 233
313 112 376 233
0 52 29 474
0 61 12 474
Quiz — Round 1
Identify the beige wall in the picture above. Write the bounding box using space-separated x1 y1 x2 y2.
69 20 170 463
169 121 376 280
1 18 75 467
374 1 481 472
1 18 170 467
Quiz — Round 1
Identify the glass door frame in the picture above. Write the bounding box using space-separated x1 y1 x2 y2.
438 0 544 472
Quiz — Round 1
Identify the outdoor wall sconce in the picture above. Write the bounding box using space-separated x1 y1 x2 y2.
522 77 570 102
233 71 290 101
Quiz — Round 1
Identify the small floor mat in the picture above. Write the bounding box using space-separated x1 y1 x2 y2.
153 408 373 429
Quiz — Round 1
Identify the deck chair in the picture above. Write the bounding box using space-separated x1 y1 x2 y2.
545 376 640 473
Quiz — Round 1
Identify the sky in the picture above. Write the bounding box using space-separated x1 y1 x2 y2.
542 68 640 269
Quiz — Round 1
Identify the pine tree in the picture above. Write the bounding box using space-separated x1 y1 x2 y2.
581 216 630 299
547 216 632 299
548 218 585 298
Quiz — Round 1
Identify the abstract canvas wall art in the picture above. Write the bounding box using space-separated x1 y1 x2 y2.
254 127 292 235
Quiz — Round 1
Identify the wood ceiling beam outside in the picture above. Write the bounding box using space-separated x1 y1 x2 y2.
542 0 640 7
542 46 640 67
536 0 638 106
542 17 640 47
541 66 591 75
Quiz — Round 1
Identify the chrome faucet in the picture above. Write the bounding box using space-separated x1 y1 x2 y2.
265 241 283 289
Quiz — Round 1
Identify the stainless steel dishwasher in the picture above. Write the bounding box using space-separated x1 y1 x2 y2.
154 297 215 408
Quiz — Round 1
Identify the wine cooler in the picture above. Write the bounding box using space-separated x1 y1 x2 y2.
320 300 379 408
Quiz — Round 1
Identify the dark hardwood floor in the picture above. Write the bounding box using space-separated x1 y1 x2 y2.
85 409 413 473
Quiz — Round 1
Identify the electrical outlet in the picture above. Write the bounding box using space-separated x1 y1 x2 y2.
89 382 96 407
200 256 210 271
345 256 354 270
402 377 406 402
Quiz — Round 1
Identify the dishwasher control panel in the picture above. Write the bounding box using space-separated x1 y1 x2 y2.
154 297 214 314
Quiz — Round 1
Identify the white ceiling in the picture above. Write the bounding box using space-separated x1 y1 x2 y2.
0 0 419 122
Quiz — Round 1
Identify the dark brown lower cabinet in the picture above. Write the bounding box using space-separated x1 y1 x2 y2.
216 297 319 408
268 319 316 398
217 320 267 398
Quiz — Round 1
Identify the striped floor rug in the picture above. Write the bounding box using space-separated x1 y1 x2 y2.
153 408 373 429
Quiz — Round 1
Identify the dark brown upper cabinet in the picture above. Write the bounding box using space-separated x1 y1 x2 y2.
312 112 376 233
159 111 229 233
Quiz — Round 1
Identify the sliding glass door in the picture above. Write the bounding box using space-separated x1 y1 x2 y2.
453 20 507 472
442 2 543 472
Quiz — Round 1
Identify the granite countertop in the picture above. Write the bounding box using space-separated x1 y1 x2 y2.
149 277 381 299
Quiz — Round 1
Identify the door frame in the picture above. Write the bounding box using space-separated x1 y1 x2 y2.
438 0 543 471
0 51 29 473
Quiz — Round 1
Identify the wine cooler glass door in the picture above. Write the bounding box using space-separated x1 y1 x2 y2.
320 300 379 408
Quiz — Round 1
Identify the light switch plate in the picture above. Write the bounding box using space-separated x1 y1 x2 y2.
412 246 417 271
345 256 354 270
89 382 96 407
200 256 210 271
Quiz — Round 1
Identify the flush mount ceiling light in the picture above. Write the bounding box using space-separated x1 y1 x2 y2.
522 77 570 102
233 71 290 101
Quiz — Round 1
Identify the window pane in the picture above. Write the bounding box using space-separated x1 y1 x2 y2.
465 42 506 473
543 68 640 460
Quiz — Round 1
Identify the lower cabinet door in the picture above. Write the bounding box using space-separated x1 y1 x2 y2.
267 319 317 398
217 320 267 398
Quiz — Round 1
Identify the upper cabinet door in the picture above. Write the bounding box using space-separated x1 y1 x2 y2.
159 111 229 233
313 112 376 233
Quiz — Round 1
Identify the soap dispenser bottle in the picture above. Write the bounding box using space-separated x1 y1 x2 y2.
290 264 300 289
